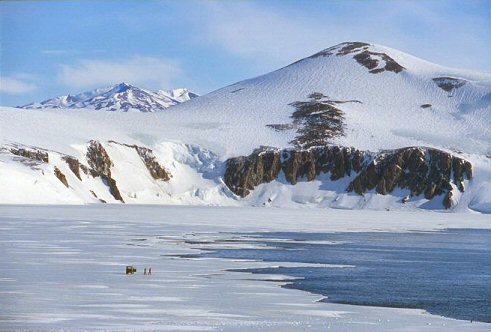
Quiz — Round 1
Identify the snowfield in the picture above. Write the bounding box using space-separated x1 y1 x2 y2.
1 205 490 331
1 42 491 211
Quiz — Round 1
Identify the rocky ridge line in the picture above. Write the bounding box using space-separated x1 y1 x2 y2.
3 140 171 203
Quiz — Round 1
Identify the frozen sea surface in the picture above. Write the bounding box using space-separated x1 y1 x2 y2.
1 205 490 331
188 230 491 323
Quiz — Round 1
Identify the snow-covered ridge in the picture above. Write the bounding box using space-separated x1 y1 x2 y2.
2 41 491 212
0 140 229 205
19 83 198 112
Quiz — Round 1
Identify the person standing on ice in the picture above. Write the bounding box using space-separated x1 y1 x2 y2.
144 268 147 275
148 267 152 275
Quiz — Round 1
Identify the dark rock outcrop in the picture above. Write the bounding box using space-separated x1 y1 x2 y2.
133 146 171 181
54 167 69 187
224 148 282 197
443 191 453 209
225 146 367 197
353 50 405 74
289 94 346 148
224 146 472 209
266 124 295 131
337 42 371 56
309 42 371 58
5 140 170 204
62 156 85 180
346 148 472 208
86 140 124 202
306 42 405 74
107 141 171 181
87 141 112 177
432 77 467 93
279 93 361 148
10 148 49 163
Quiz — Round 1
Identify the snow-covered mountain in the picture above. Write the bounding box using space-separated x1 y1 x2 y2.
20 83 198 112
2 42 491 212
155 88 199 104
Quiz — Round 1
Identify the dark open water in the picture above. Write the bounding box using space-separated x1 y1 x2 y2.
191 229 491 323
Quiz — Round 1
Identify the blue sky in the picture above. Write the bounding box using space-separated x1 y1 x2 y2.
1 0 490 106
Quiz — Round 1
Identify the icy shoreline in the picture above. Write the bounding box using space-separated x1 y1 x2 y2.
1 205 490 331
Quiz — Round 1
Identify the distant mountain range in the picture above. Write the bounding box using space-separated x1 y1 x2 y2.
19 82 198 112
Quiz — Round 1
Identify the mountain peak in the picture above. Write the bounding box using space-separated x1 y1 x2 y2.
309 42 371 57
110 82 135 93
155 88 199 103
304 41 406 74
19 84 198 112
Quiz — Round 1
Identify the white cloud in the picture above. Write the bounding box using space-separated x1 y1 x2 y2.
193 2 491 72
42 49 74 56
198 3 321 66
42 49 106 56
57 56 182 89
0 75 37 94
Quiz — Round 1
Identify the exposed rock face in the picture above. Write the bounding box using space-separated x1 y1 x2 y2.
346 148 472 207
443 191 453 209
87 141 112 177
5 140 170 204
62 156 85 180
83 140 171 202
86 140 124 202
310 41 372 58
267 93 360 148
432 77 467 93
107 141 171 181
224 148 282 197
54 167 69 187
224 146 472 209
308 42 405 74
225 145 367 197
353 51 405 74
336 42 371 56
134 146 171 181
10 148 49 163
266 124 295 131
289 93 347 148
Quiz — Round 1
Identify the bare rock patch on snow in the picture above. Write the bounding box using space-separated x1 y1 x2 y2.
86 140 124 202
287 93 361 148
2 140 174 204
108 141 171 181
432 77 467 93
54 166 69 188
62 155 87 181
353 50 405 74
10 146 49 163
306 42 405 74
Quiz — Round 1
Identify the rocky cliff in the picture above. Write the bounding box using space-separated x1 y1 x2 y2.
86 140 125 202
224 146 472 209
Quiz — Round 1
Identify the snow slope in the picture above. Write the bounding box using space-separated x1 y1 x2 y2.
1 42 491 211
169 42 491 155
20 83 198 112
